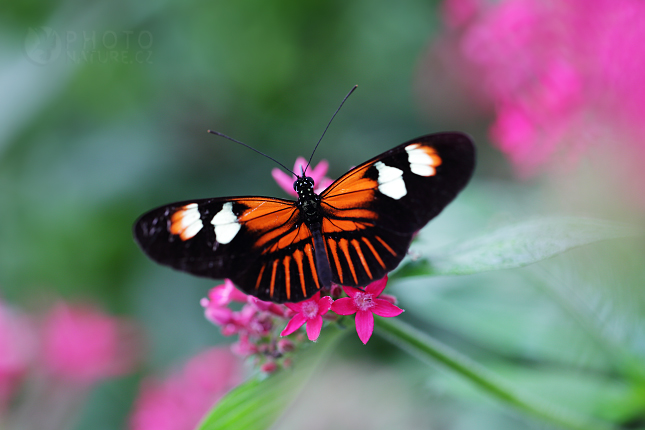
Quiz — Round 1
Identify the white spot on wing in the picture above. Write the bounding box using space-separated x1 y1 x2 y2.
178 203 200 225
375 161 406 200
211 202 241 244
182 221 203 240
405 144 440 177
170 203 203 241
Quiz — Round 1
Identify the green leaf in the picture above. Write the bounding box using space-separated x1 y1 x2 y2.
375 317 618 430
196 327 343 430
397 217 639 277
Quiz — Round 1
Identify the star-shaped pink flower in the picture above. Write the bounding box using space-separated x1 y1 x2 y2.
272 157 333 197
280 292 332 341
330 276 403 344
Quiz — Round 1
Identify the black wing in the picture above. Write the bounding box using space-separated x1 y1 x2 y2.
134 197 324 303
319 132 475 287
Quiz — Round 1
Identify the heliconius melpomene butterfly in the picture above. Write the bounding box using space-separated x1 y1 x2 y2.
134 132 475 303
134 88 475 303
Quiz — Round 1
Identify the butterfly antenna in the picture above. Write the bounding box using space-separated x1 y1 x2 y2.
304 85 358 175
208 130 297 177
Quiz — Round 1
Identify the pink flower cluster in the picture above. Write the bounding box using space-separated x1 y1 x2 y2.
0 299 137 423
432 0 645 178
201 276 403 370
129 347 242 430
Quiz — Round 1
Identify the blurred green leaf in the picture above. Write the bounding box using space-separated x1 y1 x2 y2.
396 217 640 278
375 317 618 430
197 327 343 430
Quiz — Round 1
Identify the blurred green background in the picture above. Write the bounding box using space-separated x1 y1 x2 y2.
3 0 644 429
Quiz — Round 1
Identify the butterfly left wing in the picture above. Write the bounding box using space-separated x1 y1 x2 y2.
134 197 324 303
319 132 475 287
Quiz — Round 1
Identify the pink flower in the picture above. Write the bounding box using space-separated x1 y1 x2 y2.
129 347 242 430
0 301 34 411
203 279 248 308
272 157 333 197
280 292 332 341
330 276 403 344
427 0 645 179
203 304 234 326
260 361 277 374
230 334 258 357
41 302 137 384
246 296 287 318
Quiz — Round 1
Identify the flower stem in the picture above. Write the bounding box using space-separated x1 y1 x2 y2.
374 317 617 430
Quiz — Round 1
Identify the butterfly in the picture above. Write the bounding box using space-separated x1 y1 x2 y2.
133 132 475 303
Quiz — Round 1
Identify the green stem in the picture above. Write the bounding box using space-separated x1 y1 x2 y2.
375 317 617 430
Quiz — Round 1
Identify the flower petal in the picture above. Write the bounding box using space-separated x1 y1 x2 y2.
305 315 323 341
317 296 333 315
280 314 306 337
285 291 319 313
330 297 357 315
292 157 308 177
372 299 404 318
340 286 364 298
310 159 329 182
284 302 302 313
314 178 334 194
355 311 374 344
204 305 234 325
224 279 249 303
271 168 298 197
365 275 388 296
207 279 247 306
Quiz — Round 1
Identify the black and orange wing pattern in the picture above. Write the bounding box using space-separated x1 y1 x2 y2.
318 132 475 287
134 197 322 302
134 132 475 303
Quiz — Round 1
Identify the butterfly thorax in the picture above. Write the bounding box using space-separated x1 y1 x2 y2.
294 176 322 226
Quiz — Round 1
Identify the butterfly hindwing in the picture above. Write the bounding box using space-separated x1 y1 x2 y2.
319 132 475 287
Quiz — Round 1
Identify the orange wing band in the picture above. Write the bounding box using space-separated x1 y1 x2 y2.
304 243 320 290
327 239 343 284
293 249 307 297
283 255 292 300
269 259 279 298
339 238 358 284
361 237 386 269
375 235 397 256
351 239 372 279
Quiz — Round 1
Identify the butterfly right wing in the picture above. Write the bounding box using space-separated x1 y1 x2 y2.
133 197 322 302
318 132 475 287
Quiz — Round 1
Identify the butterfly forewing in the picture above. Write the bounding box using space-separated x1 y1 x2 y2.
318 132 475 287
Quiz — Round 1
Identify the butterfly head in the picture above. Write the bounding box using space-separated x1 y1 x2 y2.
293 176 315 195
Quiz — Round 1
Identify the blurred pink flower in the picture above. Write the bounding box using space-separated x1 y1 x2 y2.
0 301 34 411
202 279 247 308
272 157 333 197
280 292 333 341
432 0 645 177
129 347 242 430
230 333 258 357
246 296 287 318
41 302 137 385
330 276 403 344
